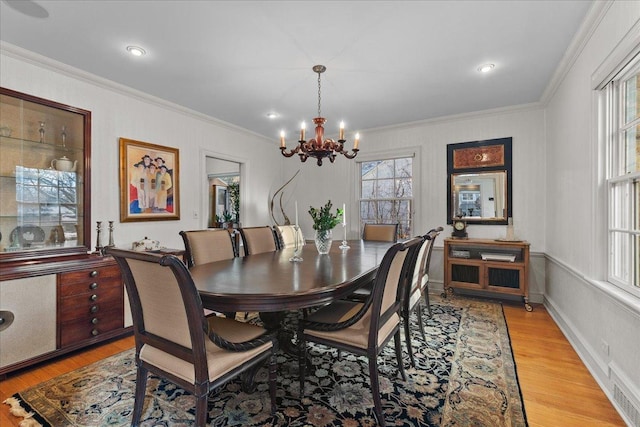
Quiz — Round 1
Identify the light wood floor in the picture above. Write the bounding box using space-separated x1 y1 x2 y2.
0 302 625 426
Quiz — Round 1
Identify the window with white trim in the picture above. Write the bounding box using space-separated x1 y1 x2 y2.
359 157 413 239
605 57 639 291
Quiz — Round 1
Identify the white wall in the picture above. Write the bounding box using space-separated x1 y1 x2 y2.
544 1 640 423
0 45 282 250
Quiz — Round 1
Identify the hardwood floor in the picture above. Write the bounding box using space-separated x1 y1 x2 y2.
0 303 625 426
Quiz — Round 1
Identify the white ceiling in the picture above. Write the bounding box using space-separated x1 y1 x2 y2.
0 0 593 140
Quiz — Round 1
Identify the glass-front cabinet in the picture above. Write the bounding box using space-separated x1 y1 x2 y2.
0 87 91 261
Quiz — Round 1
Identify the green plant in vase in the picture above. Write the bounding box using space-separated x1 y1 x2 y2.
308 200 343 254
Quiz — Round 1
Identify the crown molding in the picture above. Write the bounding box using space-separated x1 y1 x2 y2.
362 102 543 134
540 1 613 105
0 41 270 142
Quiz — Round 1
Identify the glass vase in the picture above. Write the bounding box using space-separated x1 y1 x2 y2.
314 229 333 254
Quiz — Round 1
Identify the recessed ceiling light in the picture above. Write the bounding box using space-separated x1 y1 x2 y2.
266 112 279 119
477 63 495 73
126 46 146 57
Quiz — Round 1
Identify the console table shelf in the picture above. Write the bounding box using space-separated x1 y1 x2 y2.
443 238 531 311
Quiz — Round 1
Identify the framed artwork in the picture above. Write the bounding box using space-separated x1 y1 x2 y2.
119 137 180 222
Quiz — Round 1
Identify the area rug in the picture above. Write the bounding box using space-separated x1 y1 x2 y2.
5 295 527 426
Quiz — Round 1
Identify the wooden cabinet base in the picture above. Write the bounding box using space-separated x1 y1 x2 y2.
443 238 532 311
0 254 130 377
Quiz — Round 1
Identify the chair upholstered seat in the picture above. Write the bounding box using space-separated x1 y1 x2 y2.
304 301 400 349
141 316 273 385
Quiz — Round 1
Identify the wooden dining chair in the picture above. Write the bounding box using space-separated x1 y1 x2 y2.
402 233 431 367
297 237 422 427
419 226 443 317
238 226 279 256
105 248 278 427
345 223 400 302
273 224 305 249
179 229 237 268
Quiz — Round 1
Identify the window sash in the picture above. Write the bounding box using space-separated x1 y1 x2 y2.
606 61 640 290
358 157 413 239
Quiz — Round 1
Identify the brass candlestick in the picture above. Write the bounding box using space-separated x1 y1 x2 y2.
107 221 115 247
95 221 103 253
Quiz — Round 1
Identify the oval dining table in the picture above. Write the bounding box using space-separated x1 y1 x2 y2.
189 240 392 315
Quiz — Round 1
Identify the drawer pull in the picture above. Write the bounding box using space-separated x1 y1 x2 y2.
89 282 98 290
90 305 98 313
91 317 99 325
0 310 15 332
90 294 98 301
91 329 99 336
90 271 98 277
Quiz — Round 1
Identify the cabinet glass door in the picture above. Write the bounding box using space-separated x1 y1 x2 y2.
0 88 91 260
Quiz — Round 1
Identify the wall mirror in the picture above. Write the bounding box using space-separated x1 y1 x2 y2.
447 137 512 225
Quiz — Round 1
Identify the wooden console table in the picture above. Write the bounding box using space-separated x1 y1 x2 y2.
443 238 531 311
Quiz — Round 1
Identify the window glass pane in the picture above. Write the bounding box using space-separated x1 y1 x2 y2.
39 169 59 186
377 160 394 179
17 203 39 219
396 178 412 197
610 231 629 283
361 161 379 179
624 125 639 173
39 186 59 204
60 204 78 221
360 201 376 220
59 186 77 204
15 167 38 185
58 171 77 188
361 180 374 199
634 233 639 288
376 179 394 198
609 181 628 229
377 200 394 222
624 73 639 124
634 177 640 231
395 158 412 178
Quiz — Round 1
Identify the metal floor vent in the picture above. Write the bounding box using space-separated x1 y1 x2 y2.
614 382 640 427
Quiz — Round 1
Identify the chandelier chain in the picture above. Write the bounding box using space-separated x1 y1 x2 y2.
317 71 322 117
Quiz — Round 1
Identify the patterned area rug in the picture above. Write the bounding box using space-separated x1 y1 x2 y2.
6 296 527 426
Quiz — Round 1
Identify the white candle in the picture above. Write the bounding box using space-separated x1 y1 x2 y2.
295 201 299 227
342 203 346 225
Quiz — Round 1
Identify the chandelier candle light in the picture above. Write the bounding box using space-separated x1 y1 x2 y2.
280 65 360 166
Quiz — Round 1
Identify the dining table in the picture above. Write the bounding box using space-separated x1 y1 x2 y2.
189 240 393 328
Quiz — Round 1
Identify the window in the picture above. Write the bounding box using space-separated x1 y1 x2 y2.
605 58 640 291
359 157 413 239
15 166 78 239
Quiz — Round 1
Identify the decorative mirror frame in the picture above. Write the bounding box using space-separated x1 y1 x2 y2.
446 137 512 225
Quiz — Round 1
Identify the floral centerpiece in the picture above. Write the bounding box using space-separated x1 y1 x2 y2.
308 200 343 254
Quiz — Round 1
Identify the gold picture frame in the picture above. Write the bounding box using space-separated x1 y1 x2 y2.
119 138 180 222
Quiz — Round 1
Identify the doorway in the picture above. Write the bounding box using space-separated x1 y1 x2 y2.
206 156 240 228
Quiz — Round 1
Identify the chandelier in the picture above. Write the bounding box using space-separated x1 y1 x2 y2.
279 65 360 166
